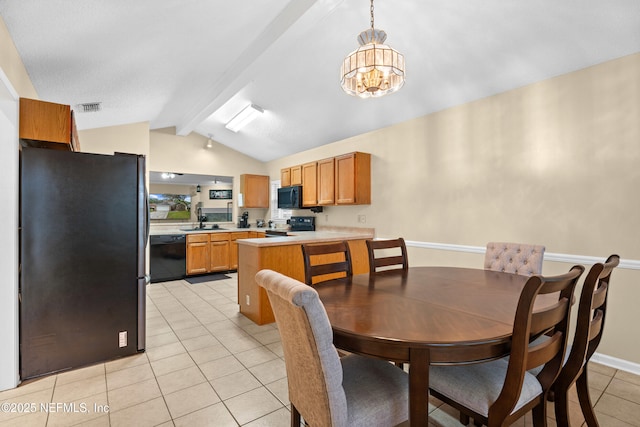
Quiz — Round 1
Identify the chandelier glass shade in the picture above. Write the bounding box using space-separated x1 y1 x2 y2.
340 1 405 98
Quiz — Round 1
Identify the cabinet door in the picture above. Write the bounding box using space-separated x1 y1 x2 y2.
281 168 291 187
186 242 209 275
240 174 270 208
290 165 303 186
317 157 335 205
301 162 317 206
229 232 249 270
210 241 230 271
19 98 78 150
335 152 371 205
210 233 230 271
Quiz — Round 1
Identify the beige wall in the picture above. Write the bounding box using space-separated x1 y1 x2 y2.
149 128 269 222
79 122 150 157
267 53 640 365
0 17 36 99
149 127 266 176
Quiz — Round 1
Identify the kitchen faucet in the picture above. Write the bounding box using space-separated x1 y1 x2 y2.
197 207 205 229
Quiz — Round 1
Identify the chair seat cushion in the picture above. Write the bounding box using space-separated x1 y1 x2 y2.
341 354 409 427
430 358 542 417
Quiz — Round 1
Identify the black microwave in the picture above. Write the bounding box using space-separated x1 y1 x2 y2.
277 185 303 209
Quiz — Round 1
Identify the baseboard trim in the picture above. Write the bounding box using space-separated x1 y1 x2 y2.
591 353 640 376
404 240 640 270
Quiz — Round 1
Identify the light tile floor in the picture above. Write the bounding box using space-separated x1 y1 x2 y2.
1 272 639 426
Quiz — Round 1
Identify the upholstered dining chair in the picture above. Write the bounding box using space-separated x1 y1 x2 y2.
366 238 409 273
553 254 620 427
255 269 409 427
301 241 352 285
428 265 584 427
484 242 546 276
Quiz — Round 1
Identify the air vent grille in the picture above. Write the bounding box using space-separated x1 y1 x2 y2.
77 102 101 113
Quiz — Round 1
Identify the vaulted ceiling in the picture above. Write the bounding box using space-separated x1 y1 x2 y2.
1 0 639 162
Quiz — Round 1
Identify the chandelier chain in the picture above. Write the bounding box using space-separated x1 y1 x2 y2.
370 0 374 30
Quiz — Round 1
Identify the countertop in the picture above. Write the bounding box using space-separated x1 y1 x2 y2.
150 223 374 246
149 223 267 236
237 229 374 247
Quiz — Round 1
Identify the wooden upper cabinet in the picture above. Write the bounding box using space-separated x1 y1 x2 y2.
19 98 80 151
301 161 317 207
290 165 302 186
240 174 269 208
317 157 335 205
279 151 371 207
335 152 371 205
281 168 291 187
281 166 302 187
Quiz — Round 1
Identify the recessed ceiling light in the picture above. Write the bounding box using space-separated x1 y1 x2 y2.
225 104 264 132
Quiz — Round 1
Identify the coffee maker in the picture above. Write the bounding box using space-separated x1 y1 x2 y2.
237 211 249 228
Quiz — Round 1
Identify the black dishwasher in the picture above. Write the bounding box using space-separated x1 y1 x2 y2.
150 234 186 283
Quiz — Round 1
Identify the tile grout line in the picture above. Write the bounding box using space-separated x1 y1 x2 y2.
148 278 288 426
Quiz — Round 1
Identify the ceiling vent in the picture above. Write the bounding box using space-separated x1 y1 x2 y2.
76 102 102 113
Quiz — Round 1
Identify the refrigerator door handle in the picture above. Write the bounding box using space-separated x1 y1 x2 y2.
144 187 150 248
137 277 146 351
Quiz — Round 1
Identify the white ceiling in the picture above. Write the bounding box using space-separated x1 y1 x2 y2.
1 1 639 162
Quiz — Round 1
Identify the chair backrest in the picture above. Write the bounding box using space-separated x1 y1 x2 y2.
489 265 584 421
301 241 353 285
366 238 408 273
255 269 348 427
484 242 546 276
560 255 620 383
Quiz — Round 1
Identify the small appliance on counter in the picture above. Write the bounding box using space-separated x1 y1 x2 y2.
237 211 250 228
256 219 265 228
289 216 315 231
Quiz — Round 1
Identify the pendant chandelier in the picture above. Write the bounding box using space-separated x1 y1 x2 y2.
340 0 405 98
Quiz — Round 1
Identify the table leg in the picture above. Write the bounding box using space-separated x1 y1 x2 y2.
408 348 430 426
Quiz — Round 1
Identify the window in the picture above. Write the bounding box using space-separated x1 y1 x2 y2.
270 180 292 221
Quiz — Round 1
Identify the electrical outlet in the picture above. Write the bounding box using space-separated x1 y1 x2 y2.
118 331 127 348
325 214 329 222
246 295 250 306
358 215 366 223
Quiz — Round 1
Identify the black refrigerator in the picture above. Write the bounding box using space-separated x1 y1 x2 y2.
20 147 147 380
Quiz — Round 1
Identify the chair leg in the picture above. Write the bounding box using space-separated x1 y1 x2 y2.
576 370 599 427
291 403 301 427
531 401 548 427
459 412 470 425
553 386 571 427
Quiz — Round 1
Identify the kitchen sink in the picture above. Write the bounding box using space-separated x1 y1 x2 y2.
179 226 227 231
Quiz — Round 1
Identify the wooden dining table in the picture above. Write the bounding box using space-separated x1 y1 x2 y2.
314 266 536 426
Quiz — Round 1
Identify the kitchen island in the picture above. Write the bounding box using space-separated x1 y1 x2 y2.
237 227 374 325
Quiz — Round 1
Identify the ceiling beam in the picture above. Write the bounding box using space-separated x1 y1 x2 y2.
175 0 322 136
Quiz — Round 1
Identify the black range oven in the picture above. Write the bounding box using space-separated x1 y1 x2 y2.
290 216 315 231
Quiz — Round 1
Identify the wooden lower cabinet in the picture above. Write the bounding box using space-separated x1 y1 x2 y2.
229 232 249 270
238 239 369 325
209 233 229 272
186 234 210 275
187 231 265 275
